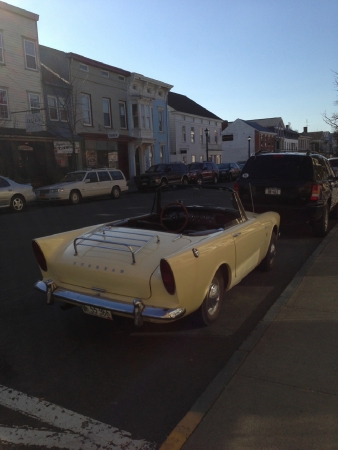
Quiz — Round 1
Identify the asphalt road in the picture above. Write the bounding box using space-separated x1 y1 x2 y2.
0 191 335 449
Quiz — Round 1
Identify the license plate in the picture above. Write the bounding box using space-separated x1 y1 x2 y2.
265 188 281 195
82 305 113 320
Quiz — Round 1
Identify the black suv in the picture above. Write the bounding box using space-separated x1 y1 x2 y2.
187 162 219 185
134 163 189 191
234 152 338 236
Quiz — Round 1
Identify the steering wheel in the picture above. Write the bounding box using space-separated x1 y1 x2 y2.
160 202 189 233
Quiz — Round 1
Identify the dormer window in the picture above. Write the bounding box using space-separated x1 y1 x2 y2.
79 63 88 72
101 70 109 78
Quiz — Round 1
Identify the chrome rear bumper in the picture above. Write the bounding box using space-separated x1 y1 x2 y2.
34 280 185 326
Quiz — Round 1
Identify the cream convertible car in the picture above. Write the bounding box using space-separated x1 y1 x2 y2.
32 186 280 326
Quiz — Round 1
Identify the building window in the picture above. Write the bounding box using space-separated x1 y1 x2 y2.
118 75 125 81
81 93 92 125
191 155 196 163
0 89 9 119
132 103 139 128
160 144 165 162
24 39 37 70
141 104 151 129
200 128 203 143
214 130 218 143
191 127 195 143
101 70 109 78
103 98 111 128
58 98 68 122
119 101 127 128
79 63 88 72
28 93 40 113
47 96 58 121
0 32 4 64
182 125 186 142
158 109 164 132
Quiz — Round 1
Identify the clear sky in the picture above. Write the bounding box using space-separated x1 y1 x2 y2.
6 0 338 132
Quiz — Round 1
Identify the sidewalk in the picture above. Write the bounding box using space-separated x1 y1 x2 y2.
161 224 338 450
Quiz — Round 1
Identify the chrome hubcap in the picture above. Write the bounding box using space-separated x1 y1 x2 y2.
207 278 220 316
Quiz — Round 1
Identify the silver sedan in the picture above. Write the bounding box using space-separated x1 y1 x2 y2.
0 176 36 212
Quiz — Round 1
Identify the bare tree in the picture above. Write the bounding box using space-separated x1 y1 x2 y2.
323 70 338 133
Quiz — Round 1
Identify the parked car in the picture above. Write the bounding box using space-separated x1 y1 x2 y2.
217 163 241 181
187 162 219 185
234 152 338 236
35 169 128 204
134 163 189 191
329 157 338 176
237 161 247 171
0 176 36 212
32 185 280 327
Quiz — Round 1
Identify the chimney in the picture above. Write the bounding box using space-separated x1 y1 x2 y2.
303 126 308 133
221 120 229 131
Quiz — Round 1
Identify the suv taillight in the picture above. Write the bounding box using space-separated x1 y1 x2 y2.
233 181 239 192
310 184 322 201
32 240 47 272
160 259 176 295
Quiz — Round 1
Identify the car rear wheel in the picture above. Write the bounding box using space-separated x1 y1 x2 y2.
260 231 277 271
111 186 121 199
69 190 81 205
196 270 224 325
182 177 189 186
10 194 25 212
160 178 168 187
312 203 329 237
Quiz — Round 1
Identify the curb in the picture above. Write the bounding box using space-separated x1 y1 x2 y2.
159 223 338 450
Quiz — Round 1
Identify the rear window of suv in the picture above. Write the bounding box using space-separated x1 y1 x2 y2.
242 155 313 181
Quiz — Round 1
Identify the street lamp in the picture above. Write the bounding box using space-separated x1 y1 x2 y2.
205 128 209 161
247 136 251 159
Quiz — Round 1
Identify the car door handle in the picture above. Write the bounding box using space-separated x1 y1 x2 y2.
233 232 241 237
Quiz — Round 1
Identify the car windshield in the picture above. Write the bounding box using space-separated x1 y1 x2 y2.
242 155 313 181
158 185 242 213
60 172 86 182
146 165 167 173
218 163 230 169
188 163 202 170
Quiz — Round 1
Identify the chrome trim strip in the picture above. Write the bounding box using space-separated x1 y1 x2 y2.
34 280 186 321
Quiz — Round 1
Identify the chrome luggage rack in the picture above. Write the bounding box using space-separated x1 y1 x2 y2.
73 225 160 264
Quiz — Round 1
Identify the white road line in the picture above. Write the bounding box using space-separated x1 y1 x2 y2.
0 426 98 449
0 385 154 449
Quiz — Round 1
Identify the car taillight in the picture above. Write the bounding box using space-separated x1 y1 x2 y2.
310 184 322 201
160 259 176 295
233 181 239 192
32 240 47 272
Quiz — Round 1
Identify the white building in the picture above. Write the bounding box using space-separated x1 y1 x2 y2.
168 92 223 164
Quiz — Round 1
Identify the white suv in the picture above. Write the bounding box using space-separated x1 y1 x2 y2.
35 169 128 204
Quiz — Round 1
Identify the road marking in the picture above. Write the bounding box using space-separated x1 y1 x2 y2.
0 385 154 449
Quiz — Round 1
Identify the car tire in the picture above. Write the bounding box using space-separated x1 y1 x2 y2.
197 177 203 186
329 202 338 219
312 203 329 237
69 190 81 205
160 178 168 187
196 270 224 326
260 231 277 271
228 173 232 182
10 194 25 212
213 175 218 184
182 177 189 186
111 186 121 199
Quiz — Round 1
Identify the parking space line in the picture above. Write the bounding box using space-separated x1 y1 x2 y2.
0 385 154 449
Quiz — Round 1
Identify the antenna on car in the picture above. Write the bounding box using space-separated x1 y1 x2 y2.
249 183 255 216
